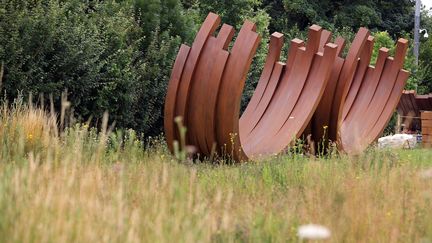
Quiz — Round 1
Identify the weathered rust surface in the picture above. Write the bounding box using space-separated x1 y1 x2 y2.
242 25 334 158
164 12 410 161
239 32 284 137
398 90 432 116
175 13 220 146
421 112 432 148
164 44 190 152
338 38 409 154
307 31 409 154
397 90 432 132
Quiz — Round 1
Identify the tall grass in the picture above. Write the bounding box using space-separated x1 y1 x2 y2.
0 101 432 242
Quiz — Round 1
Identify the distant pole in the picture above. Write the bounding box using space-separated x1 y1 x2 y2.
414 0 421 66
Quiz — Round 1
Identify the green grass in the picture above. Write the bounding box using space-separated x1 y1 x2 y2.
1 102 432 242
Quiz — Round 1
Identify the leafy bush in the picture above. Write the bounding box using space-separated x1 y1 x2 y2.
0 0 194 136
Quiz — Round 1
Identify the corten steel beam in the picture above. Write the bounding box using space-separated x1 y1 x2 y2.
164 12 410 161
164 44 190 152
397 90 432 115
241 25 337 158
307 30 409 154
421 112 432 148
338 39 409 154
396 90 432 131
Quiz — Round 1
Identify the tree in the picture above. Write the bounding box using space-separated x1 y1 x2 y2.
261 0 414 37
417 8 432 93
0 0 195 136
0 0 143 128
133 0 196 134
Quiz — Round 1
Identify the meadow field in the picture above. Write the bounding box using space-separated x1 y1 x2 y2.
0 102 432 243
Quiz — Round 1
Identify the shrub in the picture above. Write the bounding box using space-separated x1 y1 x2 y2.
0 0 194 136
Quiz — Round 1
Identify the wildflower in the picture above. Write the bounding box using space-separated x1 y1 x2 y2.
298 224 331 240
112 162 123 173
186 145 197 155
27 133 33 141
419 168 432 179
174 116 183 123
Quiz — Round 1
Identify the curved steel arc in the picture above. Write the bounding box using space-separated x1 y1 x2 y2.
239 32 284 137
164 44 191 152
242 25 325 154
339 39 409 153
164 12 410 162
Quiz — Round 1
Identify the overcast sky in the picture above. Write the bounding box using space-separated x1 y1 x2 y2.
424 0 432 10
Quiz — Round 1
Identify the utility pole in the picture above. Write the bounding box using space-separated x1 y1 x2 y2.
414 0 421 66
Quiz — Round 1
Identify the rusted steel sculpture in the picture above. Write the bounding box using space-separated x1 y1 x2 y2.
164 12 410 161
398 90 432 117
422 111 432 148
309 29 409 154
396 90 432 131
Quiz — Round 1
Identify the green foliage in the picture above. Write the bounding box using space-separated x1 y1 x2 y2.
133 0 195 134
0 0 194 136
416 9 432 94
191 0 269 33
267 0 414 37
371 31 396 65
0 0 140 126
418 37 432 92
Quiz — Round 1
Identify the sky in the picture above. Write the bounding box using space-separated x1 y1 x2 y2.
424 0 432 10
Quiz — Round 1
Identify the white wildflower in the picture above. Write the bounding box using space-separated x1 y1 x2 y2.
298 224 331 240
